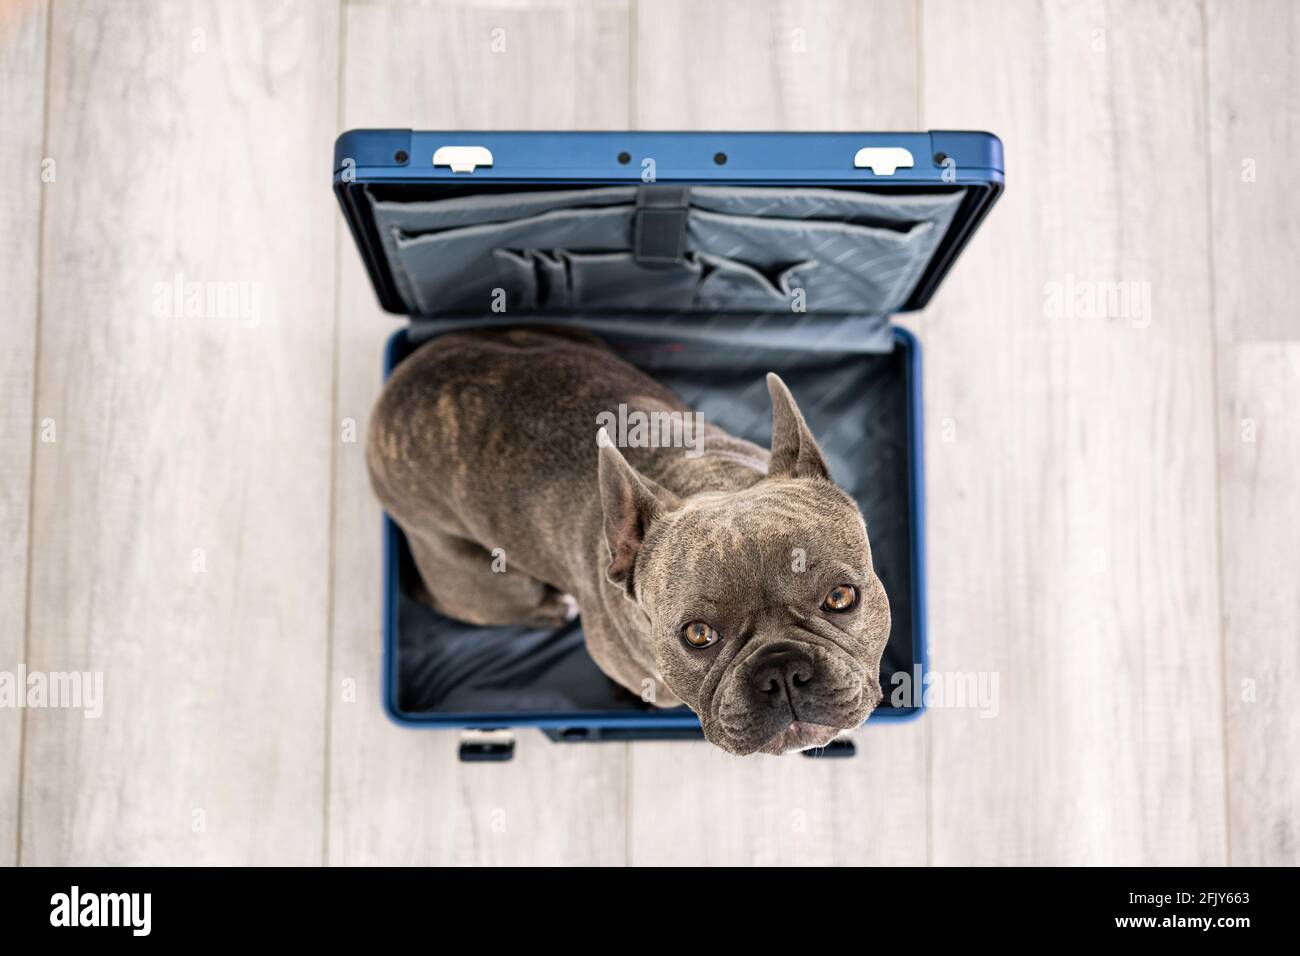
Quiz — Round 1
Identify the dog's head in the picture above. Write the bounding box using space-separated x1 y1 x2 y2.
597 373 890 755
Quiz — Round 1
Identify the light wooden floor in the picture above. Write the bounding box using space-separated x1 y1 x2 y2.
1 0 1295 866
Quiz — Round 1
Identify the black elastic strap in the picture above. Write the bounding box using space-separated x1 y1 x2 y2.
633 186 689 267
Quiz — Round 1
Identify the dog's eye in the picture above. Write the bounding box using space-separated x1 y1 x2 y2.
822 585 857 612
682 621 720 648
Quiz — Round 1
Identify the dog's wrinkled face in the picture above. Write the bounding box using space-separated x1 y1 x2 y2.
641 480 889 754
597 374 891 755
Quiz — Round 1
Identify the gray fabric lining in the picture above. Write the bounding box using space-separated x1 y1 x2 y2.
688 185 964 227
368 185 965 318
375 186 636 231
405 310 895 354
393 315 915 715
687 208 933 313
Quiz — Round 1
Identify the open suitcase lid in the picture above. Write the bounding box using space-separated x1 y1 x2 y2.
333 130 1003 319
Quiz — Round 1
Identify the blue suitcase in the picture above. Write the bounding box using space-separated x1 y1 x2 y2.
334 131 1003 759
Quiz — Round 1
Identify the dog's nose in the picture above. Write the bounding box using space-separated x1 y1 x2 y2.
751 649 815 703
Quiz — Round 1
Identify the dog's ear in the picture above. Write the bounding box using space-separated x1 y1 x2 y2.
597 429 679 596
766 372 830 481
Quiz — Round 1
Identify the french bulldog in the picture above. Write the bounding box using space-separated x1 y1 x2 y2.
367 326 891 754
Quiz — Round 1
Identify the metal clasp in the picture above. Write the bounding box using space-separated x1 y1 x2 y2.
852 146 914 175
433 145 494 174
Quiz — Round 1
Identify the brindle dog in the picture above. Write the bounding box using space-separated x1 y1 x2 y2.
368 326 890 754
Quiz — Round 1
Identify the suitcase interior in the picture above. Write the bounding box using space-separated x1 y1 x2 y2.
384 319 921 725
360 181 949 727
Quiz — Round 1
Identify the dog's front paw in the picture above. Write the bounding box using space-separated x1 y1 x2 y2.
528 591 580 628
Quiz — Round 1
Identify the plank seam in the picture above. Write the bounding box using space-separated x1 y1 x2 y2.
627 0 638 131
1198 0 1233 867
14 0 56 870
322 0 351 869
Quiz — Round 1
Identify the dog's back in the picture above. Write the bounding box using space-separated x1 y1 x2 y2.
366 326 691 595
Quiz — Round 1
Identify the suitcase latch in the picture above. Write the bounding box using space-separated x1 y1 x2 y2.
852 146 914 176
433 145 494 174
458 729 515 761
634 186 689 267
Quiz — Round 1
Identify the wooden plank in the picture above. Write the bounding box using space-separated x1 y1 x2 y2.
0 0 48 866
920 0 1226 864
20 0 340 864
1206 0 1300 866
633 0 918 130
628 0 928 866
1217 344 1300 865
629 726 926 865
327 0 632 865
1205 0 1300 344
